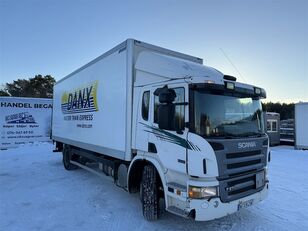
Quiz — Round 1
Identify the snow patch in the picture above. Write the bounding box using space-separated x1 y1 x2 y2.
0 143 307 230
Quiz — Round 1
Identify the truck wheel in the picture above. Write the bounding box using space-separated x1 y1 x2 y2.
62 145 78 170
139 182 143 202
141 165 159 221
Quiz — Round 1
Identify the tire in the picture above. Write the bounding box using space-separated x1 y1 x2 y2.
141 165 160 221
139 182 143 202
62 145 78 170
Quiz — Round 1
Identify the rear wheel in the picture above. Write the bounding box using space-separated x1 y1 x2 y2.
62 145 78 170
141 165 160 221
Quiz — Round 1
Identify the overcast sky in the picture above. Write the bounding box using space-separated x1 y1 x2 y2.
0 0 307 103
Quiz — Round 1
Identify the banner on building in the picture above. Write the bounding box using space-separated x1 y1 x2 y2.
0 97 53 149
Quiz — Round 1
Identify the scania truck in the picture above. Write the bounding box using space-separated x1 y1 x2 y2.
52 39 269 221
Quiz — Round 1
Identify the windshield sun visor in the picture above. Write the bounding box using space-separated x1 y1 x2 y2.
190 83 266 99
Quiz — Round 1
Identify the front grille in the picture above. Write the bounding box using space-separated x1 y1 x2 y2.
226 150 261 159
219 170 265 202
222 150 265 177
227 175 255 195
208 137 268 202
220 149 266 201
227 159 261 170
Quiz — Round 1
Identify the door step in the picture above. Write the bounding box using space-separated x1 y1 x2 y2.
166 206 189 218
70 161 111 180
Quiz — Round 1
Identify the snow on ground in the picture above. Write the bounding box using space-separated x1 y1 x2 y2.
0 143 308 231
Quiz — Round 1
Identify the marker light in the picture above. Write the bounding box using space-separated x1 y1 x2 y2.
225 82 235 90
188 186 218 199
254 87 261 95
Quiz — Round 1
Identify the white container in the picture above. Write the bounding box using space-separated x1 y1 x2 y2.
295 102 308 149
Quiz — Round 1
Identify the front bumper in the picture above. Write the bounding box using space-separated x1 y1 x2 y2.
188 182 269 221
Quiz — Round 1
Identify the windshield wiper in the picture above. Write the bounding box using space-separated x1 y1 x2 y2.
223 132 242 138
222 131 264 138
204 133 234 139
205 131 264 139
235 132 263 138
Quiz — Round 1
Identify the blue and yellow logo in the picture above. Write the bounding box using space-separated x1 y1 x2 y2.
5 112 36 124
61 81 99 114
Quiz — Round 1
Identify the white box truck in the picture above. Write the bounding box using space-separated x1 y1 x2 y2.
295 102 308 150
52 39 269 221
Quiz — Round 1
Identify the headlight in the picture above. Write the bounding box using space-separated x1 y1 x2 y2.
225 81 235 90
254 87 261 95
188 186 218 199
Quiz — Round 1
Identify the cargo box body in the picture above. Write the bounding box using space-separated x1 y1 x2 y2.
52 41 132 160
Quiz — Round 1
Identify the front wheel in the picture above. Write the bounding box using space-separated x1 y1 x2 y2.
141 165 160 221
62 145 78 170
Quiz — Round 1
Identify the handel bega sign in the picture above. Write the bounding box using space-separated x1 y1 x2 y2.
0 97 52 149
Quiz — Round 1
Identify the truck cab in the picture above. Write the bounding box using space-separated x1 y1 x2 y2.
131 51 269 221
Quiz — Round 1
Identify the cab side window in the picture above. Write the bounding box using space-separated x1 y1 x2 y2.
154 88 185 130
142 91 150 121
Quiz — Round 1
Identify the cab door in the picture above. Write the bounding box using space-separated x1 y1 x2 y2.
147 84 189 174
135 89 151 152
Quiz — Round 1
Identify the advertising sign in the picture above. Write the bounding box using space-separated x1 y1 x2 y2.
0 97 53 149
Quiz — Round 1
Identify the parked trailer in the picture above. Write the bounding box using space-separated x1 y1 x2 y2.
295 102 308 150
280 119 294 143
264 112 280 146
52 39 269 221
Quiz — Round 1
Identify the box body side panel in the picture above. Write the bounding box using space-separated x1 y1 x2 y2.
52 49 128 159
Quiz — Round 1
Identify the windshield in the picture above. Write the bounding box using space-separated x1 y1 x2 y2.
192 90 265 138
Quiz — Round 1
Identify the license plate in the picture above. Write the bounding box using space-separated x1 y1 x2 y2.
238 199 253 210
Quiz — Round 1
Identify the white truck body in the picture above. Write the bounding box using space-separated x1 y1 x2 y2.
52 39 269 221
52 44 130 159
0 97 52 149
295 102 308 149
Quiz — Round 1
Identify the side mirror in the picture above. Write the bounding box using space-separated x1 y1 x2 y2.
154 86 176 131
154 85 176 103
158 104 175 130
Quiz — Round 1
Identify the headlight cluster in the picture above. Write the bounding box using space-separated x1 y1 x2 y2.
188 186 218 199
